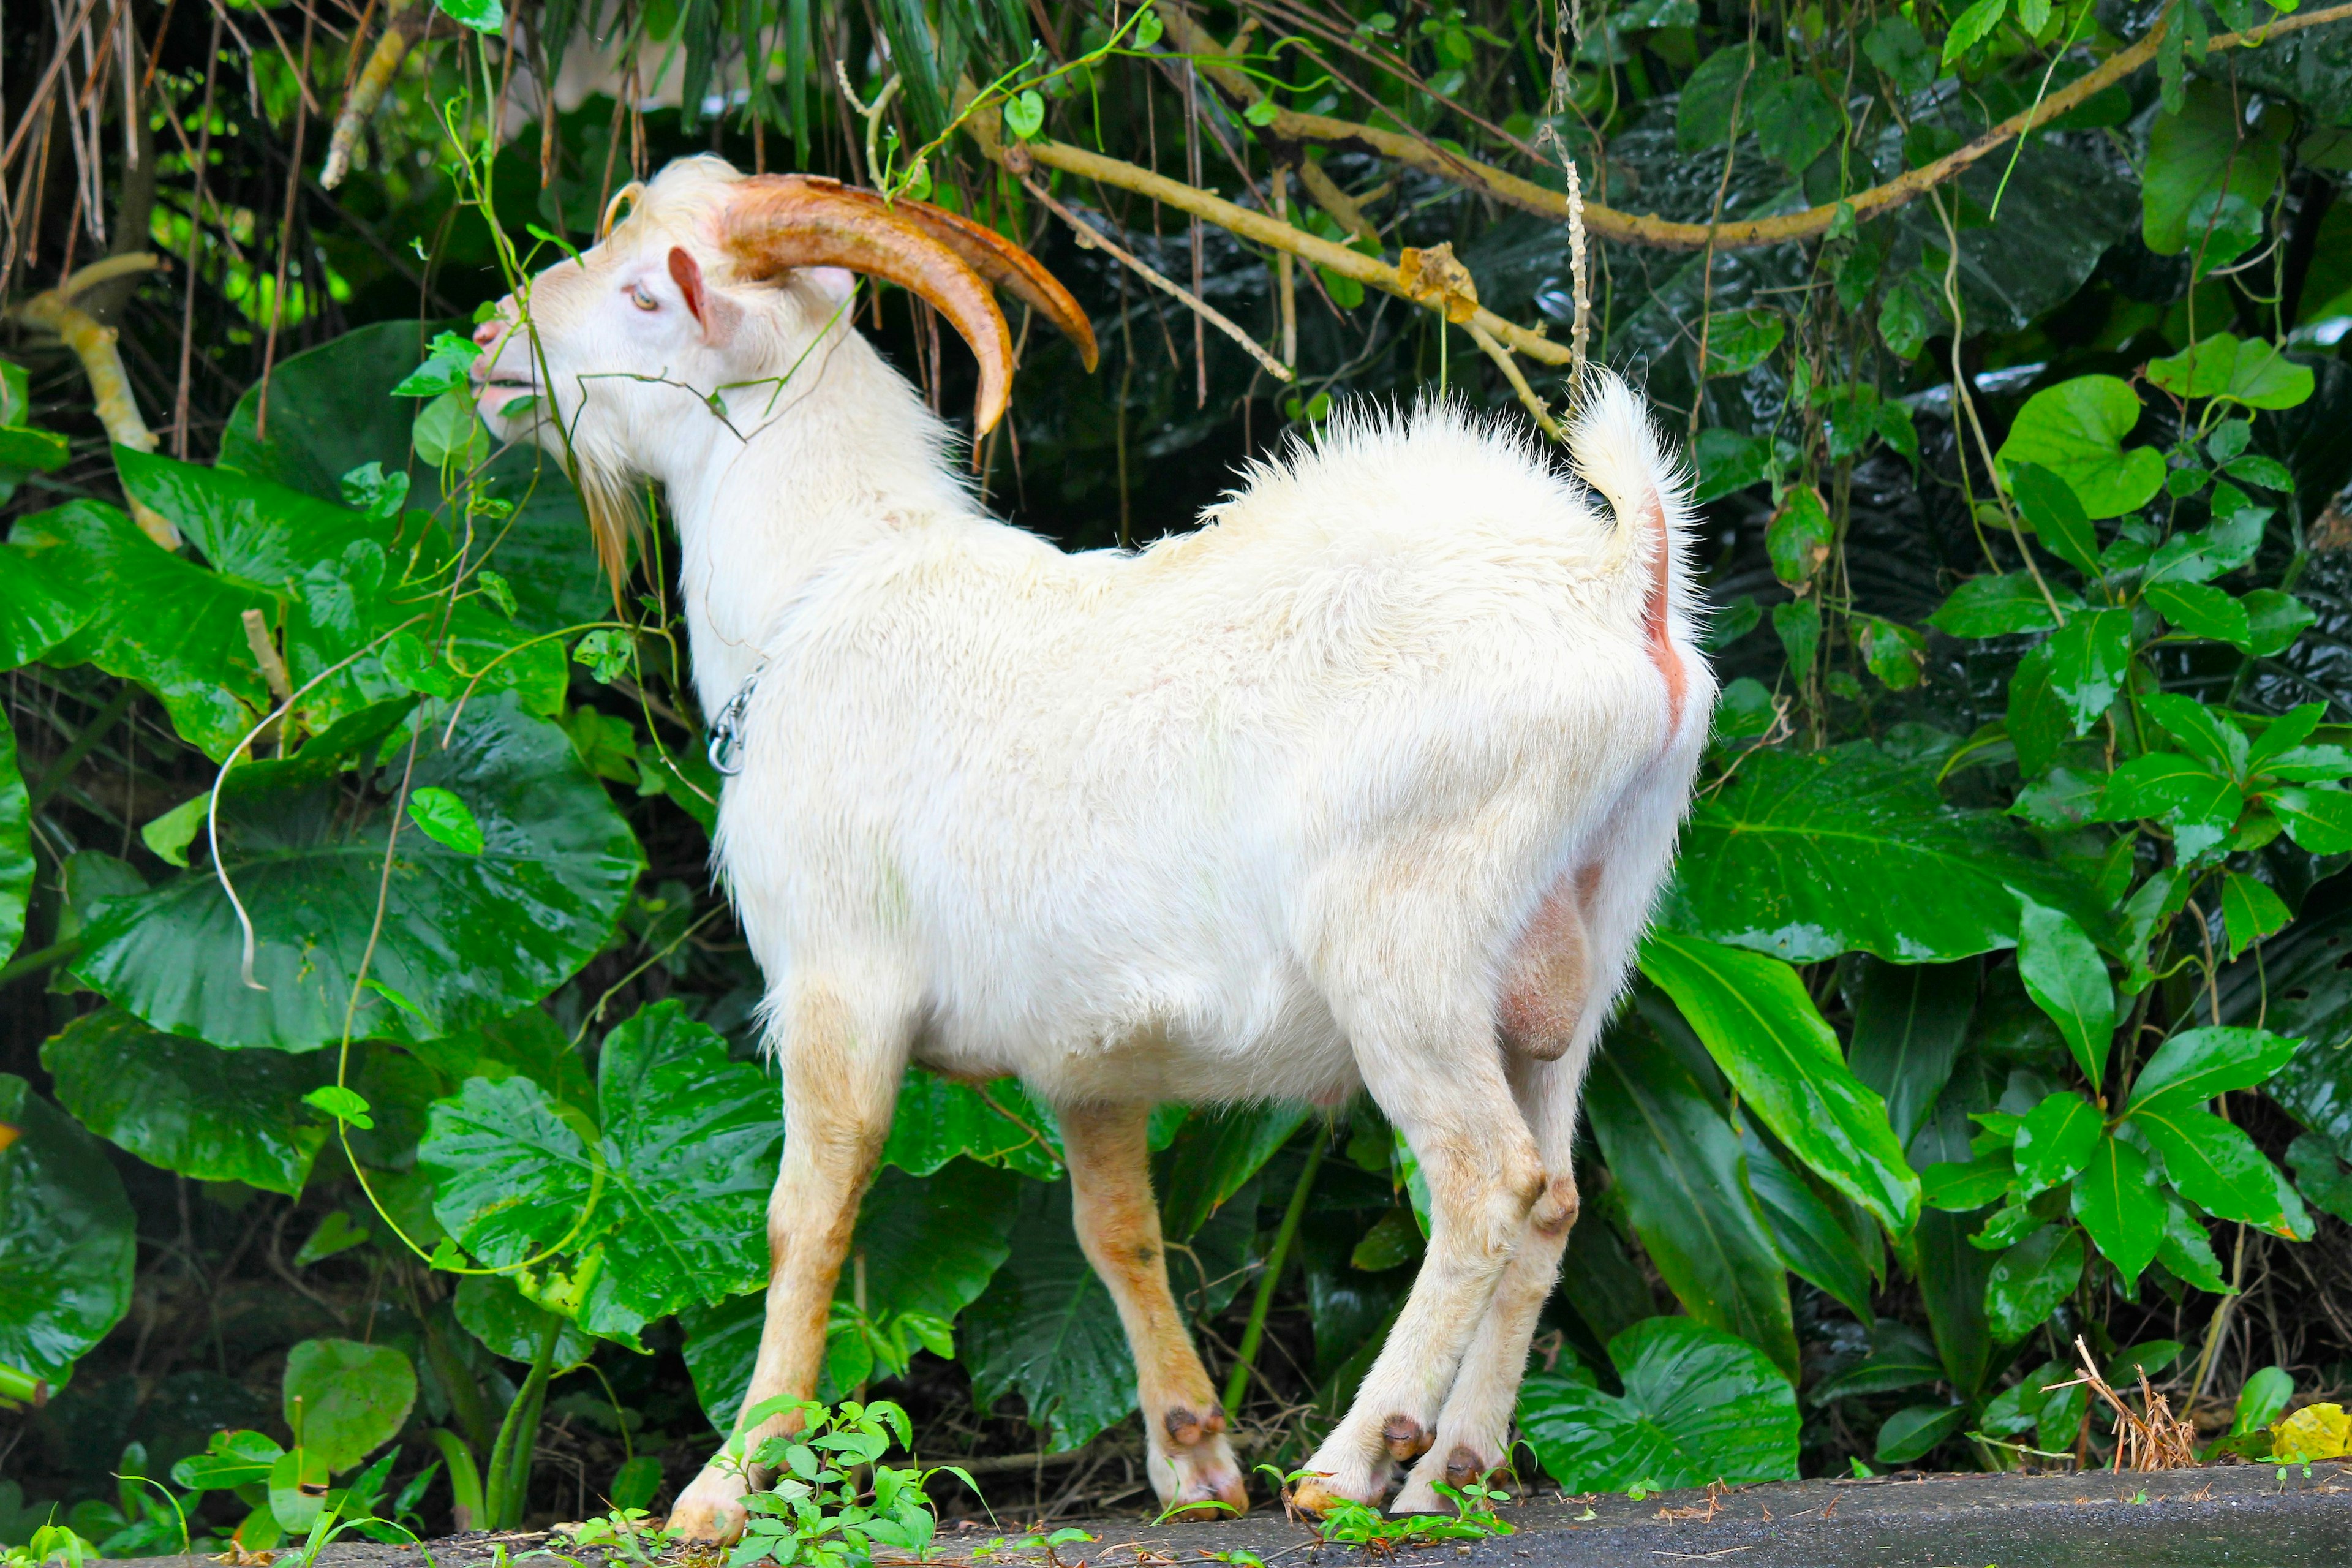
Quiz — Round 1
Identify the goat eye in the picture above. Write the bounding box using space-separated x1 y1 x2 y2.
630 285 660 312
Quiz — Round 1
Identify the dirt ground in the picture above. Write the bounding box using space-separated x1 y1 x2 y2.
134 1462 2352 1568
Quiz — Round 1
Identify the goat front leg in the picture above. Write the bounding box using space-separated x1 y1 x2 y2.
1060 1102 1248 1520
1294 1024 1543 1513
669 981 909 1543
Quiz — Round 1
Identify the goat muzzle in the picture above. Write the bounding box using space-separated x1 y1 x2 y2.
719 175 1099 434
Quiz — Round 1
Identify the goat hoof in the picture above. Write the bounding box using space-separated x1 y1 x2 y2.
667 1469 751 1545
1381 1415 1432 1462
1163 1404 1226 1449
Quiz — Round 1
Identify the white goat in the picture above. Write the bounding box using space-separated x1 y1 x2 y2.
472 155 1714 1537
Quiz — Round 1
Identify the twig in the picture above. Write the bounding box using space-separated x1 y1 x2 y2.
9 252 176 547
1018 173 1292 383
322 0 429 188
1464 320 1560 440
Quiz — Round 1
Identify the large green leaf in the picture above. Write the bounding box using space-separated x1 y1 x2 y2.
1993 376 2163 519
1516 1317 1800 1491
0 1074 137 1384
881 1068 1066 1181
0 540 92 670
1640 929 1919 1236
406 1006 594 1118
2124 1098 2304 1236
10 502 271 760
0 712 26 961
2070 1133 2163 1285
221 321 606 636
1662 742 2101 963
1739 1124 1874 1319
1583 1035 1797 1379
679 1159 1020 1433
282 1339 416 1472
76 691 641 1050
1156 1104 1307 1240
962 1177 1138 1450
1843 956 1977 1147
420 1074 599 1271
1983 1224 2085 1342
453 1275 593 1370
2142 81 2285 258
1907 1062 1996 1396
577 1001 781 1330
2015 898 2114 1091
39 1008 331 1196
2127 1026 2301 1106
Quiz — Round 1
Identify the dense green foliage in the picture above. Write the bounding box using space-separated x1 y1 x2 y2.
7 0 2352 1551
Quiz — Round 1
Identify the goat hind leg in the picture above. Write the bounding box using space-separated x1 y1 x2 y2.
1293 1016 1542 1513
669 981 909 1542
1060 1102 1247 1519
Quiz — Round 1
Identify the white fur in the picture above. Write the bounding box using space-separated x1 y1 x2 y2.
477 155 1716 1528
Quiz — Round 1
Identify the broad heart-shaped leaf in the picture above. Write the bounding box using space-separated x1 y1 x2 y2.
10 502 272 759
1516 1317 1799 1491
1994 376 2163 519
220 320 606 636
1583 1033 1797 1379
1662 742 2104 965
407 1006 594 1118
0 540 92 670
1843 955 1977 1148
2128 1026 2301 1107
282 1338 415 1472
2015 899 2113 1093
453 1275 593 1371
2142 81 2286 257
1 712 26 961
2124 1096 2304 1235
0 1074 136 1384
2147 334 2315 411
576 1001 781 1331
679 1159 1020 1433
2046 608 2134 731
1156 1104 1307 1240
420 1074 601 1270
881 1069 1068 1182
1640 929 1919 1237
2012 1091 2101 1196
115 446 404 594
2071 1133 2164 1285
963 1177 1139 1450
1983 1223 2086 1342
75 692 641 1050
39 1008 331 1196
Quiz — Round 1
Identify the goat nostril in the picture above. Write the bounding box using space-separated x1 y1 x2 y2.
473 320 501 348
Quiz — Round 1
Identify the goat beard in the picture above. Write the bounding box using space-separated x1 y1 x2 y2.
568 441 649 609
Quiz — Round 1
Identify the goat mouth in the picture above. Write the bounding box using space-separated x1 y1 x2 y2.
472 376 540 415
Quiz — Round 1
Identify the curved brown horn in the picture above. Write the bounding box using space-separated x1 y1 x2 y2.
720 175 1095 434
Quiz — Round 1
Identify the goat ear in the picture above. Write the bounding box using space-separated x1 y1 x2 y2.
667 246 741 345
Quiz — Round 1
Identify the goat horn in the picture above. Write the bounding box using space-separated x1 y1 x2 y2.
721 175 1096 434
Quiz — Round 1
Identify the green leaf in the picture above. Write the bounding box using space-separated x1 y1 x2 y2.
268 1447 329 1535
407 1007 593 1118
2143 82 2286 258
2098 753 2244 860
962 1178 1137 1450
1752 75 1839 171
0 425 68 472
1994 377 2163 519
1156 1105 1306 1240
2045 608 2135 731
172 1430 285 1491
1865 15 1936 93
2070 1133 2165 1284
422 1074 599 1269
682 1160 1018 1431
1929 573 2072 637
453 1275 593 1371
1858 617 1926 690
0 542 92 670
435 0 505 33
1003 89 1045 140
1700 309 1785 378
0 715 26 964
2125 1100 2300 1234
1844 956 1977 1148
2286 1134 2352 1225
1922 1153 2013 1210
1584 1035 1798 1379
0 1074 137 1384
2147 334 2315 410
1676 45 1782 151
1517 1317 1799 1490
2147 581 2252 647
2012 1091 2101 1196
2264 786 2352 854
1691 429 1773 503
1909 1076 1996 1397
1640 930 1919 1235
1875 1401 1969 1464
2128 1026 2301 1107
405 786 484 856
1983 1224 2086 1341
39 1008 331 1196
1663 742 2107 965
1809 1319 1944 1405
1773 596 1821 675
2141 694 2250 778
76 692 642 1050
2010 463 2100 575
2006 641 2070 777
292 1209 370 1266
1766 486 1833 586
282 1338 415 1472
1879 280 1932 360
1942 0 2010 63
1740 1124 1875 1319
2233 1366 2295 1436
2015 898 2114 1092
12 502 273 759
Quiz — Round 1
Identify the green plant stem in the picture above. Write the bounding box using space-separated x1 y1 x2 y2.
26 683 138 809
0 935 80 990
428 1429 485 1533
1223 1134 1324 1415
484 1315 559 1529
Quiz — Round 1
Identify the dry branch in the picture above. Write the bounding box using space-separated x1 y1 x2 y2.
10 251 178 548
1161 1 2352 251
322 0 433 189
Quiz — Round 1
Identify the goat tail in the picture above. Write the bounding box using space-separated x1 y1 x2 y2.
1566 369 1696 728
